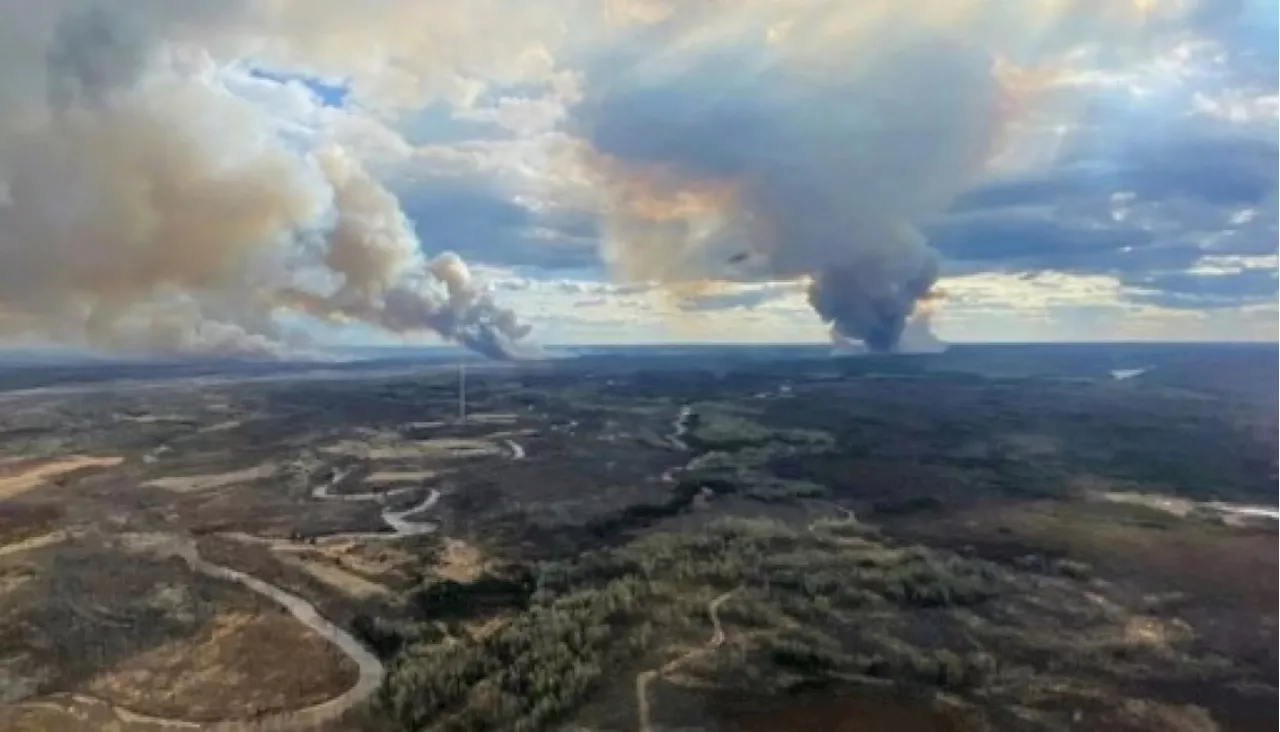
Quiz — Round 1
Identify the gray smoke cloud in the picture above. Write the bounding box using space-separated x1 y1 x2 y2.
280 149 540 359
570 0 1206 351
0 1 537 359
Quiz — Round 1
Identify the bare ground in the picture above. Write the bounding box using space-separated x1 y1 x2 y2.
142 464 277 493
432 538 485 583
0 456 124 500
85 609 357 721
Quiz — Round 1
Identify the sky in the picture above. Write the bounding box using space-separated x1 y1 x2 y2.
0 0 1275 355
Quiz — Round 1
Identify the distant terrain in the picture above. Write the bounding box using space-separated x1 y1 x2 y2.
0 343 1274 731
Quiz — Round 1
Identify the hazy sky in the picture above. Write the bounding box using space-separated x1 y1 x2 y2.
0 1 1275 353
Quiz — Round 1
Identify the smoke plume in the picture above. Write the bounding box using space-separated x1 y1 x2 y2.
572 0 1184 351
0 1 536 359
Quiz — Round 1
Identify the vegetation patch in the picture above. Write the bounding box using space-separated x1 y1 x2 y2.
365 517 1008 731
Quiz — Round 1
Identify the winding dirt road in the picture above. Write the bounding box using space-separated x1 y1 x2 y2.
172 538 385 731
635 589 736 732
141 461 451 728
9 533 387 731
5 438 514 729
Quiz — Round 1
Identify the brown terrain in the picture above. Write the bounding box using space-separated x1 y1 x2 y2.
0 344 1273 731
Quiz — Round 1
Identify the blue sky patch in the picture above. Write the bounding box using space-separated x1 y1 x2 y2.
249 66 351 108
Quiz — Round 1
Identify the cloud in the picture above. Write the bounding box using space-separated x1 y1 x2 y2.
0 0 1274 356
676 282 807 312
562 0 1272 350
390 168 600 272
1127 267 1278 308
938 108 1277 309
930 210 1157 265
956 134 1278 211
495 275 825 345
0 0 546 359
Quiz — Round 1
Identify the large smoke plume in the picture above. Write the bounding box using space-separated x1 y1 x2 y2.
572 0 1183 352
0 1 536 359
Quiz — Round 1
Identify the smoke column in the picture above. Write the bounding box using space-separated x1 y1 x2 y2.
570 0 1181 352
0 2 536 359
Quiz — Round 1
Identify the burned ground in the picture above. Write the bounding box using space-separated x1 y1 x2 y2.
0 343 1273 731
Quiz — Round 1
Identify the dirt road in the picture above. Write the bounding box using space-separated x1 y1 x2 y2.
2 431 526 728
635 589 735 732
176 540 385 731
